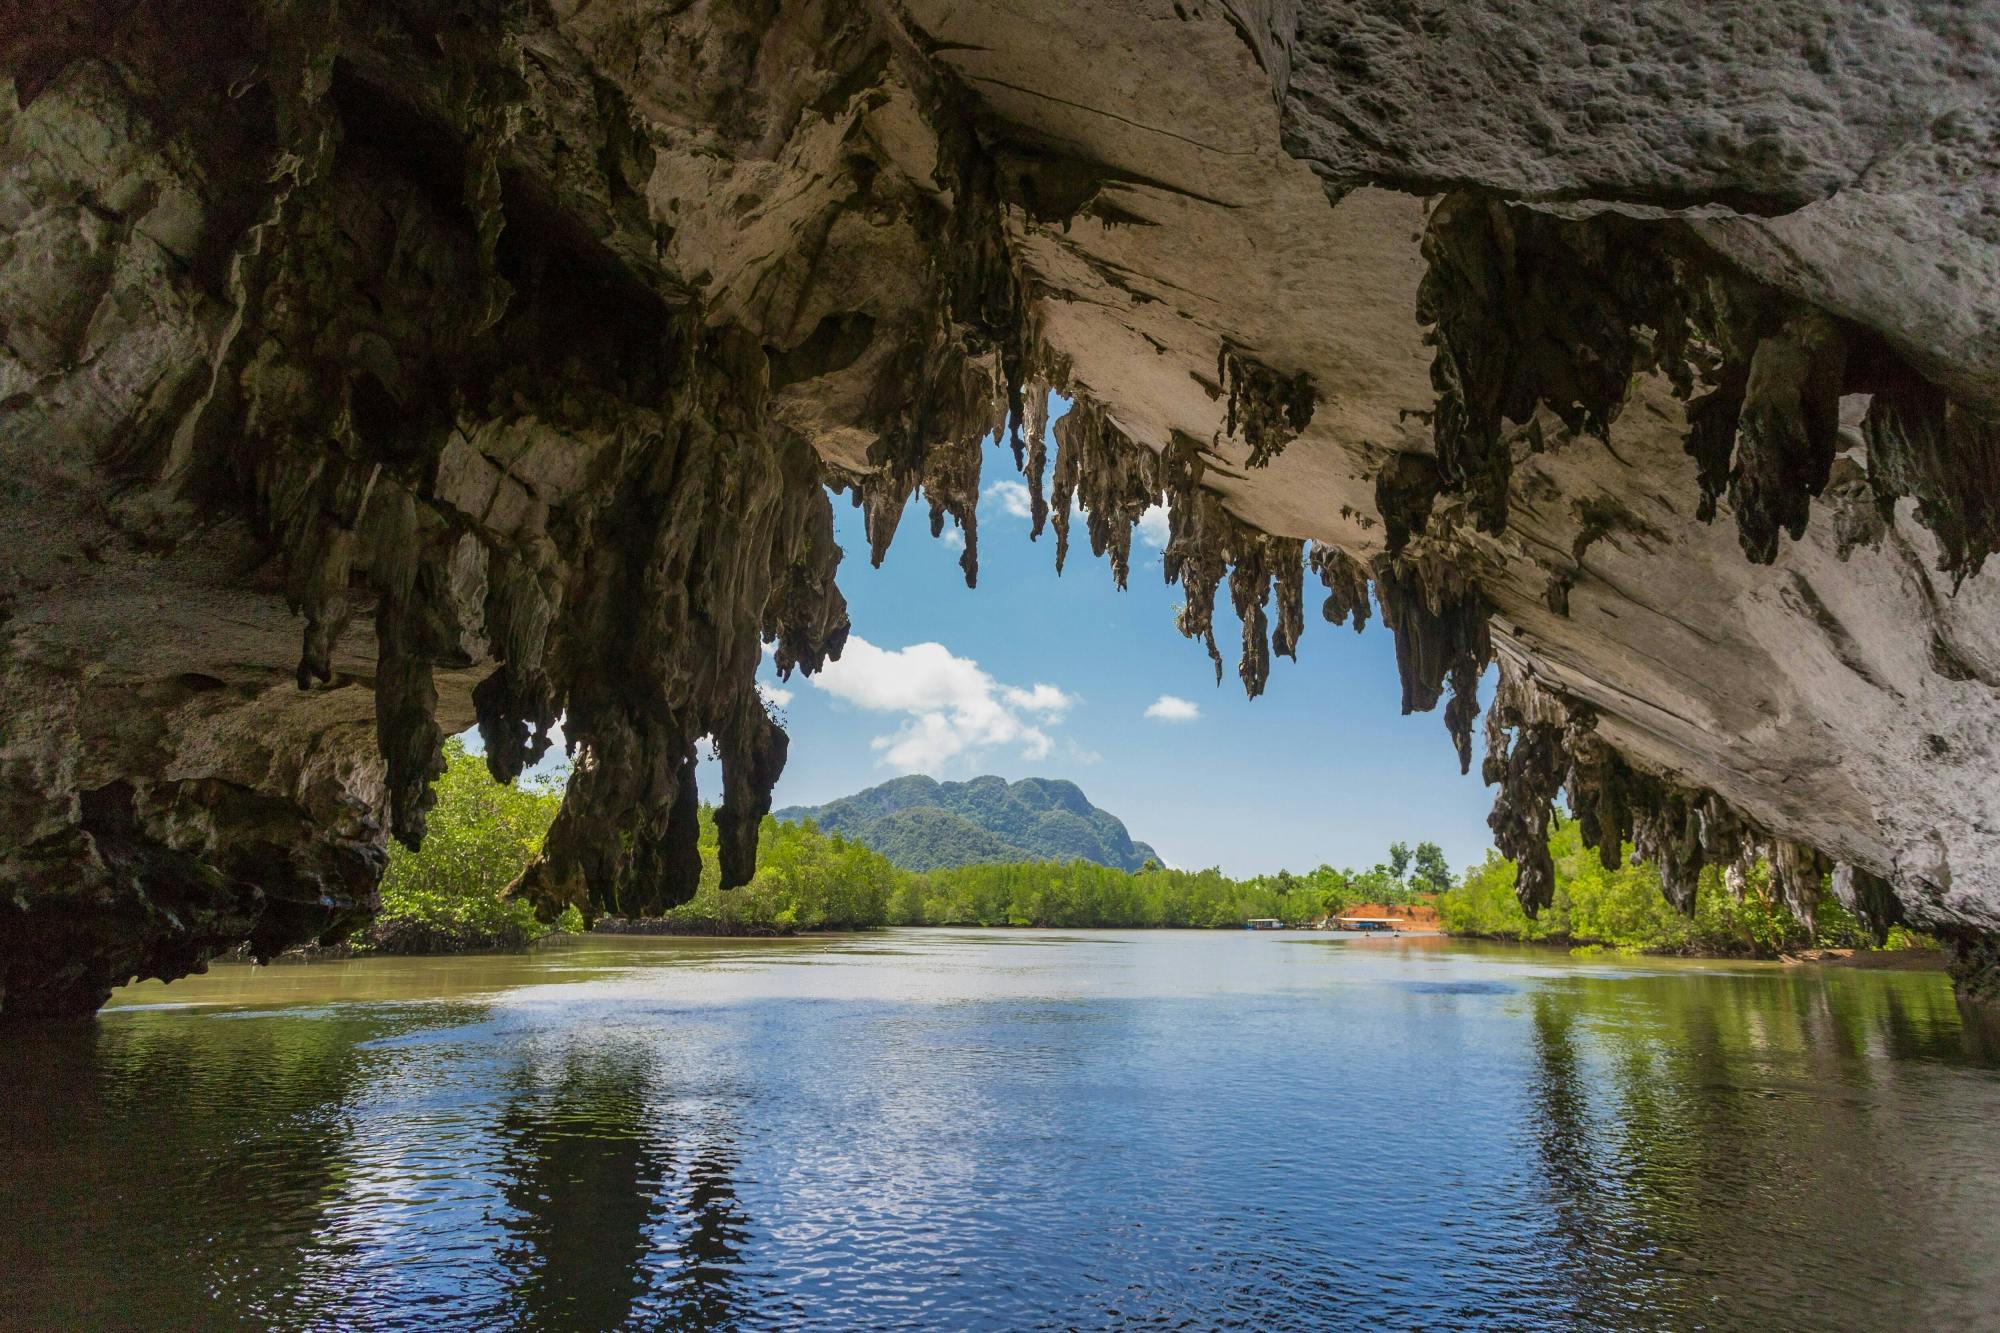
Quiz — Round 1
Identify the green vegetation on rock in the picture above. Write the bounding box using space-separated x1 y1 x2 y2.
624 813 905 935
372 741 580 953
892 861 1373 928
1436 817 1932 956
374 748 1453 943
389 752 1933 960
774 775 1160 872
373 743 905 945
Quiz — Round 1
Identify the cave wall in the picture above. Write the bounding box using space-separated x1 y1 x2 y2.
3 0 1997 1018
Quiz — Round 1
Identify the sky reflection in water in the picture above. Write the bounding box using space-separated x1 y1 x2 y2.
5 932 1999 1331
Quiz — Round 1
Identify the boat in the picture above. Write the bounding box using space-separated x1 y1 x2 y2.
1242 918 1285 931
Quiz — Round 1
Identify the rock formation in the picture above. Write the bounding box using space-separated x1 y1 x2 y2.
3 0 1997 1019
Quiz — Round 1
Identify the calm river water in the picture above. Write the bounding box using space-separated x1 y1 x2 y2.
4 931 1998 1331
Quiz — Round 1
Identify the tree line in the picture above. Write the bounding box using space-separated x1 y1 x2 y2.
1435 816 1933 956
374 746 1932 957
367 744 1454 947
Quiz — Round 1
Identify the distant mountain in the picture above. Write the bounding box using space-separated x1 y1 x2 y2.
774 775 1160 873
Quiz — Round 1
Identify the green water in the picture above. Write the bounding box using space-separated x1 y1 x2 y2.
3 931 1996 1330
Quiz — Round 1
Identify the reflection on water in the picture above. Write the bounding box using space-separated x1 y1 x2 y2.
3 933 1998 1331
500 1044 667 1328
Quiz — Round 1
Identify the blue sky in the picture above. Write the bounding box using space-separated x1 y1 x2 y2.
478 399 1499 878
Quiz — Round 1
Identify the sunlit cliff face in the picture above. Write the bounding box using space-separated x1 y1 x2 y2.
3 0 1998 1020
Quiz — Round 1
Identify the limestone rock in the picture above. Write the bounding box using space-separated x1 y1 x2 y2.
4 0 1999 1017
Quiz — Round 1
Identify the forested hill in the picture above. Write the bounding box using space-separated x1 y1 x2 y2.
774 775 1160 873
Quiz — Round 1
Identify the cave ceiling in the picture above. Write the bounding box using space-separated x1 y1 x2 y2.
2 0 1997 1017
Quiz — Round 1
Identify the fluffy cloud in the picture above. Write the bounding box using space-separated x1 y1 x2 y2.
983 479 1033 520
984 478 1107 537
1144 694 1200 722
810 636 1078 772
1137 504 1170 549
1002 683 1072 717
759 683 794 709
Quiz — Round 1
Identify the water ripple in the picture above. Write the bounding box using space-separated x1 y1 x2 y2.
4 934 1997 1330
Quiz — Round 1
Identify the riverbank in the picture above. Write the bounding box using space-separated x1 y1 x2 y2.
1329 902 1440 930
587 913 1443 940
1440 927 1946 969
590 917 877 939
1780 946 1948 970
234 919 1937 968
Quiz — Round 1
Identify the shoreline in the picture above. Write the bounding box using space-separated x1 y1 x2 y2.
230 926 1949 972
1445 930 1947 970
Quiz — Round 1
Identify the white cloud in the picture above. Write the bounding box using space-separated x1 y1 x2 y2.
1144 694 1200 722
940 526 964 550
1137 504 1170 549
1002 683 1073 718
983 478 1103 535
982 479 1033 519
810 636 1078 772
759 683 794 709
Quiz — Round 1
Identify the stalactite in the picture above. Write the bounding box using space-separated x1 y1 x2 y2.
1372 548 1491 768
1478 657 1868 932
923 435 985 587
1864 368 2000 588
1022 375 1053 538
1048 397 1160 588
1481 658 1571 916
473 553 562 784
1216 535 1305 699
1229 559 1275 698
1631 791 1704 914
763 486 852 682
1217 342 1316 468
1416 193 1694 537
374 586 447 850
510 326 854 920
1417 189 2000 583
1769 841 1828 936
1308 542 1372 634
1161 488 1231 682
1272 544 1305 662
845 97 1027 589
1831 862 1905 945
854 294 1002 585
1729 312 1847 564
1373 451 1441 557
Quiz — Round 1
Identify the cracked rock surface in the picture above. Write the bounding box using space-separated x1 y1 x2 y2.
3 0 1998 1019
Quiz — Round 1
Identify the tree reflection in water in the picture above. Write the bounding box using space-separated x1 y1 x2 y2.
0 1005 396 1328
494 1038 755 1330
11 937 1999 1331
1520 968 2000 1330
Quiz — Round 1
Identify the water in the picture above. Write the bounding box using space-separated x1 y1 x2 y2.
4 932 1998 1331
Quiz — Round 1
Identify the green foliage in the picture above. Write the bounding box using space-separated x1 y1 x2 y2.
1883 924 1938 951
888 842 1434 930
774 774 1159 872
645 814 905 933
843 807 1025 872
1435 816 1882 957
380 753 1454 943
371 740 576 953
375 745 913 945
1409 841 1453 896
